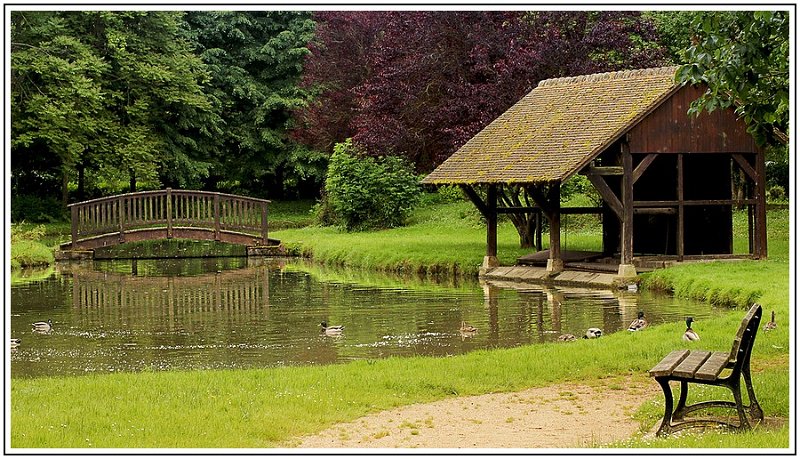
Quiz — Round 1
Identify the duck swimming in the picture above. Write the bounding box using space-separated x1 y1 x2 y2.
682 317 700 341
320 321 344 335
460 321 477 334
627 311 648 332
31 319 52 333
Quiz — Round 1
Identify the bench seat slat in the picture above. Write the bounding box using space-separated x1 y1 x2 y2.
694 351 731 381
672 350 712 378
649 349 690 377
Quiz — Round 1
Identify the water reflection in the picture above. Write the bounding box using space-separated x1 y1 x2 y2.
10 258 719 378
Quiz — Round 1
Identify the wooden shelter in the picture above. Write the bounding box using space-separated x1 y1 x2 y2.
422 66 767 276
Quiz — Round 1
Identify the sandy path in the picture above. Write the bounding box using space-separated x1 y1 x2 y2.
292 377 661 449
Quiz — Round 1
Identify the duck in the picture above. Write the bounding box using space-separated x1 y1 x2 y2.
460 321 477 334
320 321 344 335
682 317 700 341
627 311 648 332
557 333 576 342
10 338 21 349
764 310 777 332
583 328 603 339
31 319 52 333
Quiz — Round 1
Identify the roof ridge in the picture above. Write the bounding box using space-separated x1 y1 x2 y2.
537 66 679 88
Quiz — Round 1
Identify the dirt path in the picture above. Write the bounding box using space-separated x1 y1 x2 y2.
291 378 661 449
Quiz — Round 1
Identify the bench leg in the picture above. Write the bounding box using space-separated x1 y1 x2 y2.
742 365 764 421
673 380 689 420
655 378 674 437
730 379 751 430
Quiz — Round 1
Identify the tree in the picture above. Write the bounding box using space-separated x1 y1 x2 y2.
186 11 319 198
676 11 789 148
294 11 666 247
11 11 221 205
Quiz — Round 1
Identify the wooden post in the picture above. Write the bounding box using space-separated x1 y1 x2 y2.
71 205 78 250
755 151 768 259
214 193 221 241
166 188 173 239
620 140 634 265
677 154 685 261
546 182 562 274
484 184 498 271
118 196 125 243
260 202 268 245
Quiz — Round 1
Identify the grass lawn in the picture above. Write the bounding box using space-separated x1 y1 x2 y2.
9 198 791 449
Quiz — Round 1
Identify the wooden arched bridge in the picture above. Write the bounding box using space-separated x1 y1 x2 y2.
60 189 280 252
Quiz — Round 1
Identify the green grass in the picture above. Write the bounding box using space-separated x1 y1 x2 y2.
10 198 790 449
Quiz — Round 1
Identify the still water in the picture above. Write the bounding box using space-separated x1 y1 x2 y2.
11 258 719 378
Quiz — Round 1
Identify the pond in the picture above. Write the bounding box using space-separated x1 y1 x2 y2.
10 258 720 379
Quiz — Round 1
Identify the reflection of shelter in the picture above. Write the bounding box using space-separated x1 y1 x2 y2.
423 67 767 277
70 266 270 329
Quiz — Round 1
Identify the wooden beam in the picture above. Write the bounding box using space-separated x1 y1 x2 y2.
586 174 623 219
621 140 634 265
754 151 768 258
732 154 758 182
634 207 676 215
632 154 659 184
496 206 540 214
677 154 684 260
581 166 624 176
634 199 758 207
486 184 498 259
525 184 554 216
460 185 490 218
547 183 561 268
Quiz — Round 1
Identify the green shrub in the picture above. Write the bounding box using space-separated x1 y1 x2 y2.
767 185 787 202
11 194 67 223
10 223 54 269
322 140 421 231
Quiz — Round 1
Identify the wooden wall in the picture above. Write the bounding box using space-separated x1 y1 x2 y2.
628 84 758 154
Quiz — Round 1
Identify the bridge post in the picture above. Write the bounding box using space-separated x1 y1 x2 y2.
214 193 221 241
70 205 78 249
166 188 173 239
260 202 268 245
118 196 125 243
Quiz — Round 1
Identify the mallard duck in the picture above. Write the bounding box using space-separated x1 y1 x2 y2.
460 321 477 333
10 338 21 349
764 310 777 332
320 321 344 335
583 328 603 339
31 319 52 332
682 317 700 341
627 311 648 332
557 333 576 342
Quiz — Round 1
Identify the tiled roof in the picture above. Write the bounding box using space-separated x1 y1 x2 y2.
422 66 681 185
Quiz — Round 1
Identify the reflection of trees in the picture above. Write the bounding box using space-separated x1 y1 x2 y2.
69 265 270 332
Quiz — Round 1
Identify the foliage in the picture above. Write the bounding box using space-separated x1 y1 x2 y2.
11 11 222 200
322 140 421 231
294 11 666 172
11 194 67 223
676 11 789 147
186 11 319 198
10 224 54 270
645 10 697 64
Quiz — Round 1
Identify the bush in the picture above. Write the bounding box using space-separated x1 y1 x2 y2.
11 194 67 223
10 223 54 269
767 185 787 202
322 140 421 231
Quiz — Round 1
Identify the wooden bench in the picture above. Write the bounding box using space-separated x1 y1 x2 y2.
648 303 764 436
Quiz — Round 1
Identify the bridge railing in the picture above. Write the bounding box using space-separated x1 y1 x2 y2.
68 189 270 246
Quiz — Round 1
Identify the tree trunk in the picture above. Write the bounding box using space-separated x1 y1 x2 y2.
498 185 540 249
62 167 69 208
129 169 137 193
77 163 85 201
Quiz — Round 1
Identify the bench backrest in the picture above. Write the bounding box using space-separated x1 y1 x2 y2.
726 303 762 370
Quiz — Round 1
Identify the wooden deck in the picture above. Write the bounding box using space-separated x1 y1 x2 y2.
483 265 625 289
517 249 603 266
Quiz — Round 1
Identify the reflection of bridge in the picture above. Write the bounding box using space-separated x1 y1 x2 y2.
60 189 280 251
69 265 271 327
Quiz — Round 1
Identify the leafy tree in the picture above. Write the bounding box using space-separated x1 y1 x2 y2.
186 11 319 198
676 11 789 148
295 11 665 173
11 11 221 206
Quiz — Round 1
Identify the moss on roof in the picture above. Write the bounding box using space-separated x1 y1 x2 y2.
422 66 681 185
